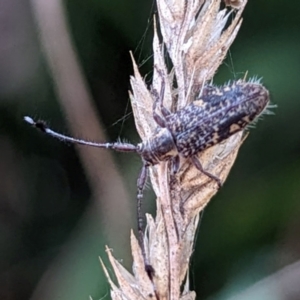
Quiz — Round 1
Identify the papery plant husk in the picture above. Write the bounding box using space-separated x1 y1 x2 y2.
101 1 248 299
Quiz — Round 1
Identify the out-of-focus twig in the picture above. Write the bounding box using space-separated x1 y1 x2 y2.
30 0 133 244
29 0 133 297
227 260 300 300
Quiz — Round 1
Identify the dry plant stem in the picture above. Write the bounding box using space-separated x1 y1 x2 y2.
107 0 250 300
104 0 248 299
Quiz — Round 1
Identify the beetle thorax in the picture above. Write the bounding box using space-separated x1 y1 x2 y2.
137 127 178 166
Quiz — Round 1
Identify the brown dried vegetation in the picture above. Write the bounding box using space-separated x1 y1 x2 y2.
101 1 248 299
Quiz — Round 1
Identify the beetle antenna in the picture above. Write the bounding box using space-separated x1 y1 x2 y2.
24 116 138 153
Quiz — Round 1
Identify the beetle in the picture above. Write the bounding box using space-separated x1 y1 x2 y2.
24 78 270 275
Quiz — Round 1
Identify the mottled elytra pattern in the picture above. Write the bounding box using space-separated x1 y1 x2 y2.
164 80 269 157
24 78 270 277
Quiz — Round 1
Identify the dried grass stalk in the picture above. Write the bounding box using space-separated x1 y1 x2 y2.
102 1 248 299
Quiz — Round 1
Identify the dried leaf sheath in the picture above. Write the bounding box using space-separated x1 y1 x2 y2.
104 1 248 299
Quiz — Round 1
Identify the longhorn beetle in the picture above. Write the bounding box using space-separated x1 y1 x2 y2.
24 78 270 275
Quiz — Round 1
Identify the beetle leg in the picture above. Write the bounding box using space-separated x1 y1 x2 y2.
191 155 222 189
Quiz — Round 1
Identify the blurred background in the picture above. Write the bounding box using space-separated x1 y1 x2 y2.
0 0 299 299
